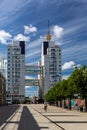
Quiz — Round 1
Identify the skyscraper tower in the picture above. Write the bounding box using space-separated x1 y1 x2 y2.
41 22 62 98
7 41 25 102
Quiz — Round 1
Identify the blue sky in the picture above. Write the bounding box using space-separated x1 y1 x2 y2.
0 0 87 96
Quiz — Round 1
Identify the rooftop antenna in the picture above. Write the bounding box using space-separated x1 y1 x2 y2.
46 20 51 41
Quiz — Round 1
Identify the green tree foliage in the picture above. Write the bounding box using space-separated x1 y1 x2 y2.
45 84 56 101
67 67 80 98
45 65 87 101
79 65 87 97
60 79 68 99
45 81 68 101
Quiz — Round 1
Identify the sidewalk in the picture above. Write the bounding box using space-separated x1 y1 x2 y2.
28 104 87 130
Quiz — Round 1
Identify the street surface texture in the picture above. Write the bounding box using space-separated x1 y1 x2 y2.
0 104 87 130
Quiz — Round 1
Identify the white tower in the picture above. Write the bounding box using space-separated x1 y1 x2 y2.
7 41 25 102
41 21 62 98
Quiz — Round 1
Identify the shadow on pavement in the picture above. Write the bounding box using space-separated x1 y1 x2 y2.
52 121 87 123
0 105 20 126
18 106 40 130
46 114 79 116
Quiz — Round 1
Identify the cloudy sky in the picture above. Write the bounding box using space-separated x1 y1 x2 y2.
0 0 87 96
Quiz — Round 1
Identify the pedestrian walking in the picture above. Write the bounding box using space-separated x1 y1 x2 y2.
44 101 48 112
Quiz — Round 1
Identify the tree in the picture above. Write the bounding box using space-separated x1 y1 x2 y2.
45 65 87 111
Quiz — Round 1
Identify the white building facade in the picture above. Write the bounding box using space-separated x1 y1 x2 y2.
0 53 4 74
41 41 62 98
7 41 25 102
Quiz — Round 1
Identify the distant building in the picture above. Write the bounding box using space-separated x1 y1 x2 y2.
0 53 4 75
0 72 6 105
7 41 25 102
38 61 43 99
41 41 62 98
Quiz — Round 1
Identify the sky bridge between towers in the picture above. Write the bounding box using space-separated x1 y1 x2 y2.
25 65 43 75
25 65 43 99
25 79 39 86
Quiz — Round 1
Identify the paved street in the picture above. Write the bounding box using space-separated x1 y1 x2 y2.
0 104 87 130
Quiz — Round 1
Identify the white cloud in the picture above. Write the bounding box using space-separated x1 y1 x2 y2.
0 30 12 44
26 60 39 65
62 75 70 80
25 36 43 65
24 24 37 34
26 36 44 49
75 64 81 68
62 61 75 70
25 76 35 79
52 25 64 39
4 59 7 63
0 0 32 26
25 86 32 89
63 17 86 36
26 49 41 58
14 33 30 41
